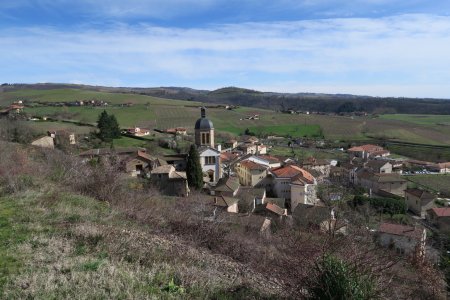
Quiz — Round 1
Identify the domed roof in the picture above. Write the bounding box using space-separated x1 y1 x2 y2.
195 117 214 130
195 107 214 130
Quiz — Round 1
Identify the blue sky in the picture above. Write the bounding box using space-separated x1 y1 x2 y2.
1 1 450 98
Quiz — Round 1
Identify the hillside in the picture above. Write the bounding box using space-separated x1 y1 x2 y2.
0 142 444 299
2 83 450 114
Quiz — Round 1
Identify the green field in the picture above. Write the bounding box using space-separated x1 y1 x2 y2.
0 88 200 106
3 88 450 145
380 114 450 126
406 175 450 196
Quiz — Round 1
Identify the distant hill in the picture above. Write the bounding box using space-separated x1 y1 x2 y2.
2 83 450 114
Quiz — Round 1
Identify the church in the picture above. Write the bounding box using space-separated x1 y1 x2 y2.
194 107 222 183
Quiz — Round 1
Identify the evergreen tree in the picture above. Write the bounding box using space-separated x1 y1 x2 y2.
97 110 121 141
108 114 121 138
186 144 203 190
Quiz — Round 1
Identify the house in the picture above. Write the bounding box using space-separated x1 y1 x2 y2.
31 136 55 149
378 223 426 257
165 127 187 135
236 187 266 213
126 127 150 137
250 155 281 168
269 165 317 210
220 152 240 176
365 160 392 174
428 162 450 174
123 151 167 177
211 176 240 197
150 165 190 197
235 160 268 187
214 195 239 213
405 188 436 218
427 208 450 232
347 144 388 160
356 170 407 197
224 139 238 149
301 157 331 178
164 154 188 171
292 204 346 234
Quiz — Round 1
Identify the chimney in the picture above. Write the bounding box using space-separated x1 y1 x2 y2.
217 144 222 152
201 107 206 118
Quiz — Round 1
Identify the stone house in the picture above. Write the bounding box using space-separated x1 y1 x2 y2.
301 157 331 178
123 151 167 177
427 208 450 232
211 176 240 197
236 187 266 213
378 223 426 258
292 204 346 234
214 195 239 213
357 170 407 196
405 188 436 218
150 165 190 197
347 144 388 160
365 160 392 174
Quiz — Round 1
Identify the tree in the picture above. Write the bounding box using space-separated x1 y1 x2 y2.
186 144 203 190
97 110 121 141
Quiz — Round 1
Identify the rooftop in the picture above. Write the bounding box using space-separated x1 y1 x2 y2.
379 222 423 240
270 165 315 183
429 207 450 217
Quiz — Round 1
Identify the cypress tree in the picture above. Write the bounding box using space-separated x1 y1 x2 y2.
186 144 203 189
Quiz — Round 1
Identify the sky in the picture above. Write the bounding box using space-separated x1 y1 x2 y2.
1 1 450 98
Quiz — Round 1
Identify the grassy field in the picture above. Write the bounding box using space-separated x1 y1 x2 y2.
0 88 200 106
3 88 450 145
380 114 450 126
27 121 94 134
406 174 450 196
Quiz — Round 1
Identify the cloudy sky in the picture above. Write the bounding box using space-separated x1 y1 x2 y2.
1 1 450 98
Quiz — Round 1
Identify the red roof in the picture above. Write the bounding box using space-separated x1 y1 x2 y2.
240 160 267 171
257 155 280 164
379 223 423 240
266 203 285 216
271 165 314 183
220 152 239 162
348 144 383 153
430 207 450 217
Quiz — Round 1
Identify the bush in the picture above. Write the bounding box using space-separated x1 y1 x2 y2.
351 195 406 216
309 255 376 300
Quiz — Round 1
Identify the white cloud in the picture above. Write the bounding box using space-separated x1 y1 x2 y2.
1 14 450 97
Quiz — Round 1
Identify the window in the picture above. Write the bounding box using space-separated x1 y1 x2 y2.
205 156 216 165
201 132 210 145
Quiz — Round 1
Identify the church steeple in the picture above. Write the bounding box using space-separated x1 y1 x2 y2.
194 107 214 148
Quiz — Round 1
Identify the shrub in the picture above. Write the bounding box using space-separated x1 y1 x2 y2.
309 255 376 300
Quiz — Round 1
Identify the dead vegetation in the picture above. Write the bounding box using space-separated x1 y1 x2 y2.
0 140 446 299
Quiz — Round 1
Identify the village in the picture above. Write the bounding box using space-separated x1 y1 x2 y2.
17 102 449 266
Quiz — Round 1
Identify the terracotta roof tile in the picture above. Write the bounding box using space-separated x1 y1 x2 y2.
240 160 267 171
271 165 315 183
430 207 450 217
379 222 423 240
